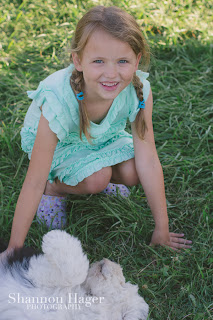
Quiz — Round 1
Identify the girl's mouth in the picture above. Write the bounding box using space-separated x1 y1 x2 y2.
100 82 119 91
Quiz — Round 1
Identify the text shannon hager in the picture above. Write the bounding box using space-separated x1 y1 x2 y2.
8 293 104 307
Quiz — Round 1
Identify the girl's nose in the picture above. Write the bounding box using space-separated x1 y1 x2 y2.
104 63 117 79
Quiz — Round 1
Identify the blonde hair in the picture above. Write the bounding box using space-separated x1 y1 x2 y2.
70 6 150 142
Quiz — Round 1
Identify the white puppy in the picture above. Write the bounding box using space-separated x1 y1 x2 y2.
0 230 149 320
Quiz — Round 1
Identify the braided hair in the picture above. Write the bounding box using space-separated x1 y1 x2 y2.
70 69 92 141
132 72 148 139
70 6 150 142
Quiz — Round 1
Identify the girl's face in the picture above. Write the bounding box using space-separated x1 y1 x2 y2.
72 29 141 104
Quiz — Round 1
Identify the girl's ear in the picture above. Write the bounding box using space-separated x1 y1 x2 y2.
72 53 83 72
134 53 142 72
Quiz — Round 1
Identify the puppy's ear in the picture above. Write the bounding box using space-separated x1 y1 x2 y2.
42 230 89 286
28 231 89 288
121 283 149 320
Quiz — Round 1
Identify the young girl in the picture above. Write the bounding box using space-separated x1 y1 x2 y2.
3 5 192 255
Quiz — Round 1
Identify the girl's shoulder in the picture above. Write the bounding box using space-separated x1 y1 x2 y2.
135 70 150 101
126 70 151 123
25 65 76 142
126 69 150 103
41 64 74 92
136 69 149 81
28 64 76 107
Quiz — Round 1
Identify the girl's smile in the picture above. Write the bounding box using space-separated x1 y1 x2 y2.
100 82 119 91
72 29 141 104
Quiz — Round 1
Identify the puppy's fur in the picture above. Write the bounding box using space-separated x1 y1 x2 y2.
0 230 149 319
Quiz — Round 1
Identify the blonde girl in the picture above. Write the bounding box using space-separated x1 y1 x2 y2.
3 6 191 255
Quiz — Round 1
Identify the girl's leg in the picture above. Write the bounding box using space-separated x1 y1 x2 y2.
111 158 140 186
37 167 112 228
44 166 112 196
101 158 139 197
37 161 137 228
44 158 138 197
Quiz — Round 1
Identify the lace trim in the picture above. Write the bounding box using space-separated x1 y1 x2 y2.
27 82 69 141
53 131 130 166
21 124 132 168
49 143 135 186
20 127 36 154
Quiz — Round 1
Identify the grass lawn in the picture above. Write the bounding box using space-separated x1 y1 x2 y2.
0 0 212 319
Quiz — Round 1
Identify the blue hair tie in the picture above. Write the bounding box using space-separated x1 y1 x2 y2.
76 92 84 101
138 99 145 109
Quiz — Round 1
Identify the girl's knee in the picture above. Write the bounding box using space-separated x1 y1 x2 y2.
84 167 112 194
112 158 140 186
126 165 140 186
123 165 139 186
126 172 140 186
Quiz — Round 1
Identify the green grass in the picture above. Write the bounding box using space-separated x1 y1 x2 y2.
0 0 212 319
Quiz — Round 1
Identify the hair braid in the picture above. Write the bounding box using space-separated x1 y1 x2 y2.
132 73 147 140
70 69 92 142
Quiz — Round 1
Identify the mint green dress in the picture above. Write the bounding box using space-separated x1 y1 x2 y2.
21 64 150 186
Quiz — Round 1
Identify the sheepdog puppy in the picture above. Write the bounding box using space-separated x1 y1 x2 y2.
0 230 149 319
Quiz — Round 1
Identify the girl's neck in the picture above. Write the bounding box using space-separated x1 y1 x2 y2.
84 91 114 109
83 93 114 124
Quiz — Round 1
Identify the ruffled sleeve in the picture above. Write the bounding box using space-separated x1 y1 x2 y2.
128 70 151 123
26 81 69 141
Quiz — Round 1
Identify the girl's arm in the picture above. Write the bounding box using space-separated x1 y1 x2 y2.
7 113 58 250
131 89 192 250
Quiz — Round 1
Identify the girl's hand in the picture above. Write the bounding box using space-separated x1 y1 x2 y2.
150 228 192 250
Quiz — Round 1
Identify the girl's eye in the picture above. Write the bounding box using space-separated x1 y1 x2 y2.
119 60 128 64
94 60 103 63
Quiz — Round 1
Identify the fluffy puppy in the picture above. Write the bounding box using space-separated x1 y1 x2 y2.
0 230 149 320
